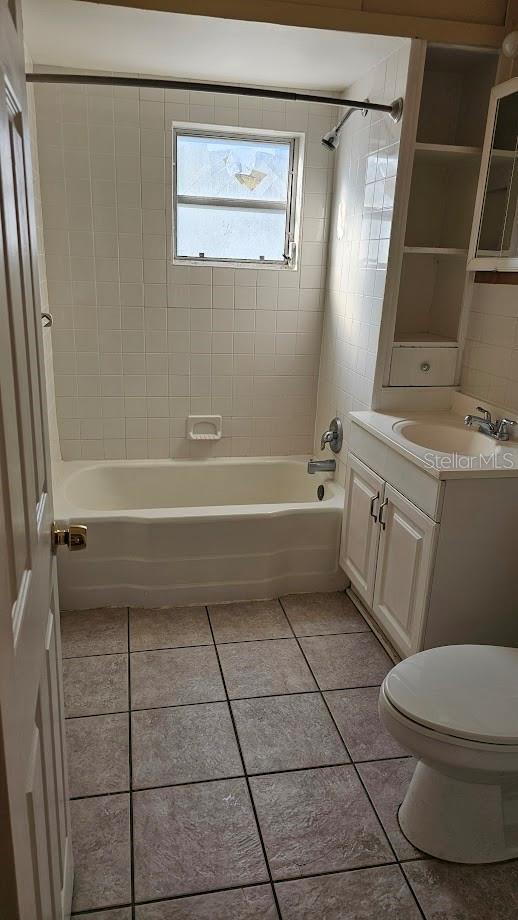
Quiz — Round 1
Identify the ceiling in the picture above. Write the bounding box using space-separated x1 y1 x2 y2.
22 0 403 92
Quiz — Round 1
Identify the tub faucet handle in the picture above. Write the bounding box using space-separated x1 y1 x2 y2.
320 417 343 454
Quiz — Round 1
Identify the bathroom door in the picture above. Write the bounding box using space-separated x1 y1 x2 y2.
0 1 73 917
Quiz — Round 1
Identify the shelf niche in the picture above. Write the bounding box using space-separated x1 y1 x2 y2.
394 251 466 344
417 46 498 148
405 153 480 251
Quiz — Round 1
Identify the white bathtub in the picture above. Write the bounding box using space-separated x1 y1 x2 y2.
53 457 346 608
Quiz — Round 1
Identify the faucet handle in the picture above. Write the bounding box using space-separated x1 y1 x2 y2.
476 406 492 422
320 417 343 454
496 418 517 440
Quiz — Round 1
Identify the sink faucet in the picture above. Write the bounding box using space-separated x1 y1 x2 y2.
307 458 336 474
464 406 517 441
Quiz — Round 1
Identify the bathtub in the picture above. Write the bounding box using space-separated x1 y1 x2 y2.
53 457 346 608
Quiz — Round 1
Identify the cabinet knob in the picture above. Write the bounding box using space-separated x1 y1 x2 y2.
420 361 431 372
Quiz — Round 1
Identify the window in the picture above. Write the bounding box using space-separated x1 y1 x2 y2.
172 126 301 267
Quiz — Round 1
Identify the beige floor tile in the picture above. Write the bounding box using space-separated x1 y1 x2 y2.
299 633 392 691
130 646 225 709
403 859 518 919
130 606 211 651
66 713 129 797
218 639 316 699
61 608 128 658
276 865 421 919
281 592 369 637
250 764 393 879
133 779 268 901
358 758 421 860
71 794 131 912
232 693 348 773
324 686 407 761
63 654 128 717
209 599 291 643
134 885 278 919
131 702 242 788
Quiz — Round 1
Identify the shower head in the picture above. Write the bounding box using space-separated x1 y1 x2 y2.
321 126 342 151
321 96 404 151
321 104 368 151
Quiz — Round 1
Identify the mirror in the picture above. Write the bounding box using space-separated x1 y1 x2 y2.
468 77 518 270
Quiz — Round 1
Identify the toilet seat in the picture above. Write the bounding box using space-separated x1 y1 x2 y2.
384 644 518 746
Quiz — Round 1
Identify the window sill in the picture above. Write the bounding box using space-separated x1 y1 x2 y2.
172 257 298 271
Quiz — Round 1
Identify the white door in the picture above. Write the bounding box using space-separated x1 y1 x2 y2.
0 2 73 917
373 484 437 658
340 454 384 607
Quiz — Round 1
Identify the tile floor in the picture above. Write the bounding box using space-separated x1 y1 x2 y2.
62 592 518 919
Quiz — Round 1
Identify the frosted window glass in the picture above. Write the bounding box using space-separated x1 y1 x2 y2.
177 134 291 202
176 204 287 261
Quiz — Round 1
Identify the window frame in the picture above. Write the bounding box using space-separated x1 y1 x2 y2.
171 122 304 270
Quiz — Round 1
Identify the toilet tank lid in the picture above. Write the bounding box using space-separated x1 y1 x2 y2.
384 645 518 745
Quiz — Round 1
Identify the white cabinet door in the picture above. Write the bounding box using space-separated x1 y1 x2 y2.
340 455 384 607
373 484 437 657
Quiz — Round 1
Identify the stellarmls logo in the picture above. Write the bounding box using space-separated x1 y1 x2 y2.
423 451 516 471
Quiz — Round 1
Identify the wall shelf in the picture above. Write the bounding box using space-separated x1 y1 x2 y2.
393 332 458 347
403 246 467 256
414 143 482 162
493 148 516 160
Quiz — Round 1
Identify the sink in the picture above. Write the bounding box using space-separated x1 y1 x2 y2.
394 421 496 456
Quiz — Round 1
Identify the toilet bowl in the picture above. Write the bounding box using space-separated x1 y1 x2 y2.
379 644 518 864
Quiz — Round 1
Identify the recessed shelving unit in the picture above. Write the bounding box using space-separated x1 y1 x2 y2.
387 43 499 375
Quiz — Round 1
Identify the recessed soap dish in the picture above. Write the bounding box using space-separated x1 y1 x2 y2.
187 415 222 440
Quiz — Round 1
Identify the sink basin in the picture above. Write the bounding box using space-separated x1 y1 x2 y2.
394 421 496 456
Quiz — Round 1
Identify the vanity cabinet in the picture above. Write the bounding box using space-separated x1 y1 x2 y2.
342 416 518 659
341 455 383 606
341 454 437 657
372 484 436 658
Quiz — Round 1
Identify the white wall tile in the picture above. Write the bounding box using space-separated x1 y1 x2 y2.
35 80 338 458
314 42 409 482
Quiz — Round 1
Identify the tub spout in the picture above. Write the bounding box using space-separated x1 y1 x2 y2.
307 458 336 474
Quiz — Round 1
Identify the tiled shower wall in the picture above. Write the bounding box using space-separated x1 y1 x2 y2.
314 42 410 483
32 73 338 460
461 282 518 413
26 58 61 462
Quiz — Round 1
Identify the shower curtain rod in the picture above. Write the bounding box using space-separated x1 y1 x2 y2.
26 72 401 118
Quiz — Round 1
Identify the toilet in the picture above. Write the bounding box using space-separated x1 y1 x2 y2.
379 644 518 864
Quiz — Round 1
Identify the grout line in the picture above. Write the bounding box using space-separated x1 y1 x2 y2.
71 904 132 917
276 596 427 918
70 787 130 801
62 627 371 660
126 608 136 919
399 863 428 920
63 681 389 720
71 856 403 915
205 605 285 920
211 628 370 645
68 753 413 800
63 650 129 661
